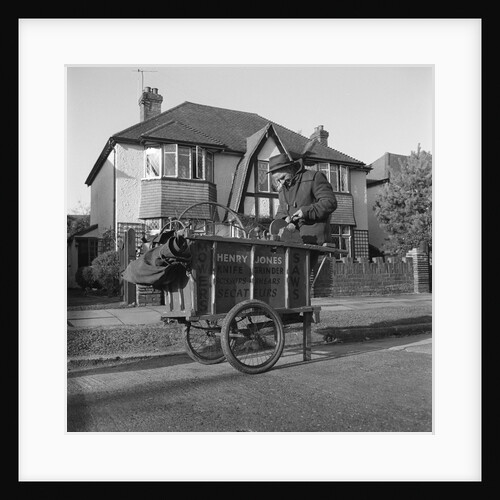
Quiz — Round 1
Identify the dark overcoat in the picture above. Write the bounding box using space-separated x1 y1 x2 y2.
275 167 337 245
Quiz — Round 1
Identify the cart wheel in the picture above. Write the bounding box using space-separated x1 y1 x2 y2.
183 320 225 365
220 300 285 374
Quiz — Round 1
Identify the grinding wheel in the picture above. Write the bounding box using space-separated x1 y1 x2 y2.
269 218 287 235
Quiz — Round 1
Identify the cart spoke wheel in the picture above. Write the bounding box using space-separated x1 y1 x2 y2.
183 320 225 365
221 300 284 374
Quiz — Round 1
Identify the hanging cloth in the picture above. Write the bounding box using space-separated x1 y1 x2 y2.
122 230 192 289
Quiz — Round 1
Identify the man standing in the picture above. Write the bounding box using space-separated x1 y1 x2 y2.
268 153 337 247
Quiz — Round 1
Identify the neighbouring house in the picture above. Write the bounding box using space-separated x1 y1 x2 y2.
67 222 99 288
69 87 372 287
366 151 409 255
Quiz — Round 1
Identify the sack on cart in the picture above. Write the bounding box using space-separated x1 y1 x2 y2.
122 230 191 289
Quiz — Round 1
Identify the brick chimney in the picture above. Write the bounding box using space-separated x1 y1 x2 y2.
139 87 163 121
310 125 329 146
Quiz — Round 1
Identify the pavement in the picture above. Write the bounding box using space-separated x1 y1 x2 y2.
67 293 432 370
67 293 432 330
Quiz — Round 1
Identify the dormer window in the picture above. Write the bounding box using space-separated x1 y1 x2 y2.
144 144 214 182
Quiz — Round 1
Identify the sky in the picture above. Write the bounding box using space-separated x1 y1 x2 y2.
66 65 434 212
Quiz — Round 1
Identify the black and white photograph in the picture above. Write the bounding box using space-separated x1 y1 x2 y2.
65 64 434 433
20 19 481 482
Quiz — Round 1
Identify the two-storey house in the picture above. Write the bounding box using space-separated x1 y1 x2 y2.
68 87 371 287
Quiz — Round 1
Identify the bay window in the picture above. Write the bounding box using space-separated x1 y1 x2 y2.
144 143 214 181
309 162 349 193
177 146 191 179
339 165 348 192
163 144 176 177
331 224 352 256
145 147 161 178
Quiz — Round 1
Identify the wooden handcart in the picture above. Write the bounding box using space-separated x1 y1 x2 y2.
161 230 343 375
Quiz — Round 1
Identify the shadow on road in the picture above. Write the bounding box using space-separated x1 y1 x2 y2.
68 332 431 379
67 352 196 378
313 315 432 336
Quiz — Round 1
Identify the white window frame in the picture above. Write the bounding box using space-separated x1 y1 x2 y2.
163 143 177 178
195 146 204 180
205 150 214 183
144 146 162 179
310 162 349 193
331 224 352 257
339 165 349 192
177 145 192 179
144 144 214 181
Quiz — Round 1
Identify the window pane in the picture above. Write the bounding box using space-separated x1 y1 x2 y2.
206 152 214 183
342 225 351 235
195 147 204 179
258 197 270 217
318 163 329 182
164 152 176 177
330 165 339 191
178 147 191 179
244 196 256 216
145 147 160 177
340 166 348 192
258 162 269 192
331 224 341 235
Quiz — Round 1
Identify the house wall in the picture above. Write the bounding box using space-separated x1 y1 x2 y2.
366 154 387 180
115 143 143 225
257 138 280 163
90 150 115 236
214 153 241 208
367 183 389 251
350 169 368 231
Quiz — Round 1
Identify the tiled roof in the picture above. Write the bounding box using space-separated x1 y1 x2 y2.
331 194 356 226
140 119 225 147
87 101 367 185
113 101 365 164
67 223 98 242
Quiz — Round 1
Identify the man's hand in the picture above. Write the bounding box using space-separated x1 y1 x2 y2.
292 209 304 221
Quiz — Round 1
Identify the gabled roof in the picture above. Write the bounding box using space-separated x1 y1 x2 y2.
86 101 367 185
227 123 282 213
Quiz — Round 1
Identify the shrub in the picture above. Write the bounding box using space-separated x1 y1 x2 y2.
75 266 100 290
91 250 121 296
